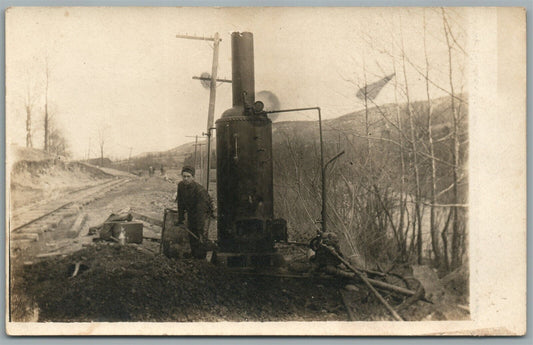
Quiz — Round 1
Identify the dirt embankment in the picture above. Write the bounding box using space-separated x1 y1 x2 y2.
9 159 120 209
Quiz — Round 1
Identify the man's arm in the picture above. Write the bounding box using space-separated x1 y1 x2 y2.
196 186 210 216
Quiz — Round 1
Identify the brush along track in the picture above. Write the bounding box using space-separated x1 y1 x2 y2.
10 178 131 251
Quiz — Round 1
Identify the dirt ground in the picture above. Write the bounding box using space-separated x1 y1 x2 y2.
9 169 347 322
9 164 468 323
12 244 352 322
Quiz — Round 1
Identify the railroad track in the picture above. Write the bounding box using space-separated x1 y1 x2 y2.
9 178 131 250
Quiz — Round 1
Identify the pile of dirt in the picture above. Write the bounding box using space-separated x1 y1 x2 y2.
11 243 352 322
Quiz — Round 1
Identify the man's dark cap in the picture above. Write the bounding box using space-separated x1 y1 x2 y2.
182 165 195 177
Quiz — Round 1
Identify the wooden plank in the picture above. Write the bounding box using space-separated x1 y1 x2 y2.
11 233 39 241
131 212 163 227
36 252 65 258
72 212 87 237
12 239 33 244
143 235 161 242
340 289 356 321
322 245 404 321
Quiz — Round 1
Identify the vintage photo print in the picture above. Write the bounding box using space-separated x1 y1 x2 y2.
4 7 526 335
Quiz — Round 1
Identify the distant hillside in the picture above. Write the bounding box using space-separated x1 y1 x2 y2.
273 94 465 144
111 140 208 173
110 94 466 176
134 140 202 160
271 93 468 204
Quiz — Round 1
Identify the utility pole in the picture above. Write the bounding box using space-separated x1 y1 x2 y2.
87 138 91 161
128 147 133 173
187 139 206 185
199 142 204 185
196 142 206 185
186 135 200 168
44 59 50 152
194 137 198 167
176 32 223 192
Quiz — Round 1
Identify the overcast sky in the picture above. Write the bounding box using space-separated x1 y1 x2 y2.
6 7 467 159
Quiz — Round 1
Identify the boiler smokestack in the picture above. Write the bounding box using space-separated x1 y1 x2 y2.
231 32 255 109
216 31 285 266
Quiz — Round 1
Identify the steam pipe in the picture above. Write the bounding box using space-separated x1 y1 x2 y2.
203 127 216 194
323 150 345 232
266 106 331 232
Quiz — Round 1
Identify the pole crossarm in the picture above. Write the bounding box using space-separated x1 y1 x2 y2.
176 34 222 42
193 76 232 83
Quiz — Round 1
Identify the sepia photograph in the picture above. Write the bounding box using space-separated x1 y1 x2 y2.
4 6 526 335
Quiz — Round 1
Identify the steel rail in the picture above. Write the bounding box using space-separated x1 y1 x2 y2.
11 178 129 233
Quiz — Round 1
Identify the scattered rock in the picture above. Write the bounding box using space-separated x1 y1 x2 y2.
344 284 359 292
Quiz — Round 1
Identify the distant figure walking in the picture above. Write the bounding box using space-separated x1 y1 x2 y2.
160 164 165 176
175 166 211 259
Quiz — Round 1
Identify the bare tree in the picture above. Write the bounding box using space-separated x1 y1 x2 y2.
353 8 467 270
442 8 464 270
23 82 37 148
98 127 106 167
271 9 467 274
391 42 409 262
423 9 441 268
47 115 70 158
43 58 50 152
398 15 423 264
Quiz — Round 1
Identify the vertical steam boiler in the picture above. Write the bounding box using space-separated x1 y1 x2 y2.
215 32 286 267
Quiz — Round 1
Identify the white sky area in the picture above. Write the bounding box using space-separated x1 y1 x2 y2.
6 7 467 160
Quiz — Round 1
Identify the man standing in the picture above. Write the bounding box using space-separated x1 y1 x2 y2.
176 165 211 259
